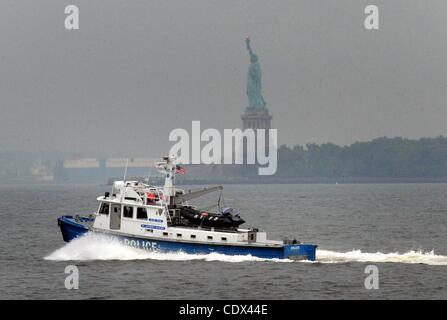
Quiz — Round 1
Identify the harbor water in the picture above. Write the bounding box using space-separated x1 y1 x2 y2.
0 183 446 299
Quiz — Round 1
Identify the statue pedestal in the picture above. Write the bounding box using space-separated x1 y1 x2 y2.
241 107 272 130
238 107 273 177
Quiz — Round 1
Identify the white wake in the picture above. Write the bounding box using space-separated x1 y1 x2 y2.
44 233 289 263
317 249 447 266
45 233 447 265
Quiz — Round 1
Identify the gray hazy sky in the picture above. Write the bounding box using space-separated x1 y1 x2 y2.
1 0 447 157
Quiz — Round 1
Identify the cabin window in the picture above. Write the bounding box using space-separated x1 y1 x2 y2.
123 206 134 219
99 203 109 215
136 207 148 220
190 235 196 239
221 237 227 241
207 236 213 240
176 233 182 238
163 232 168 236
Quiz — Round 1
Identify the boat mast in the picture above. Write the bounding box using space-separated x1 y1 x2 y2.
155 156 176 205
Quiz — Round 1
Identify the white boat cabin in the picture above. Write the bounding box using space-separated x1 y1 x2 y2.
91 180 278 247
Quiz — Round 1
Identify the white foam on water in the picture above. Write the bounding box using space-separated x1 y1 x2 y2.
316 249 447 266
45 233 447 265
44 233 290 263
45 233 152 261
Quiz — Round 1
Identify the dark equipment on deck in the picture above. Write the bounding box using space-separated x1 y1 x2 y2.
180 206 245 229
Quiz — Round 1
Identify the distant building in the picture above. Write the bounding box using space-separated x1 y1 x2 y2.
55 157 160 183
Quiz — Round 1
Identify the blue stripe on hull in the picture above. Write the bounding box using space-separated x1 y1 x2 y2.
57 216 317 261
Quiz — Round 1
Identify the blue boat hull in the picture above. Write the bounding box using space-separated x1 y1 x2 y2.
57 215 317 261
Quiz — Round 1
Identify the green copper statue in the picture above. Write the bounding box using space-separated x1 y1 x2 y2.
245 37 267 110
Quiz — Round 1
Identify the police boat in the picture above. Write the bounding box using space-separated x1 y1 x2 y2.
57 156 317 261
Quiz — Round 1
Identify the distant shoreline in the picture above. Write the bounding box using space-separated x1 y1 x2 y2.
174 177 447 185
2 177 447 186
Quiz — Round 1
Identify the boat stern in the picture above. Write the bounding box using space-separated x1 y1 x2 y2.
284 243 317 261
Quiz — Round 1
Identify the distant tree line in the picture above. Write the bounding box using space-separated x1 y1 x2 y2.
275 136 447 179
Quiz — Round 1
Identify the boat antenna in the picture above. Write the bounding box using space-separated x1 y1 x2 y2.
123 158 129 183
121 158 129 202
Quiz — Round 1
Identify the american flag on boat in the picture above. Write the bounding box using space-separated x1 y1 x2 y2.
176 165 186 175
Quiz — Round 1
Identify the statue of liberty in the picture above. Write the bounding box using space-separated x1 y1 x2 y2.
245 37 267 110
